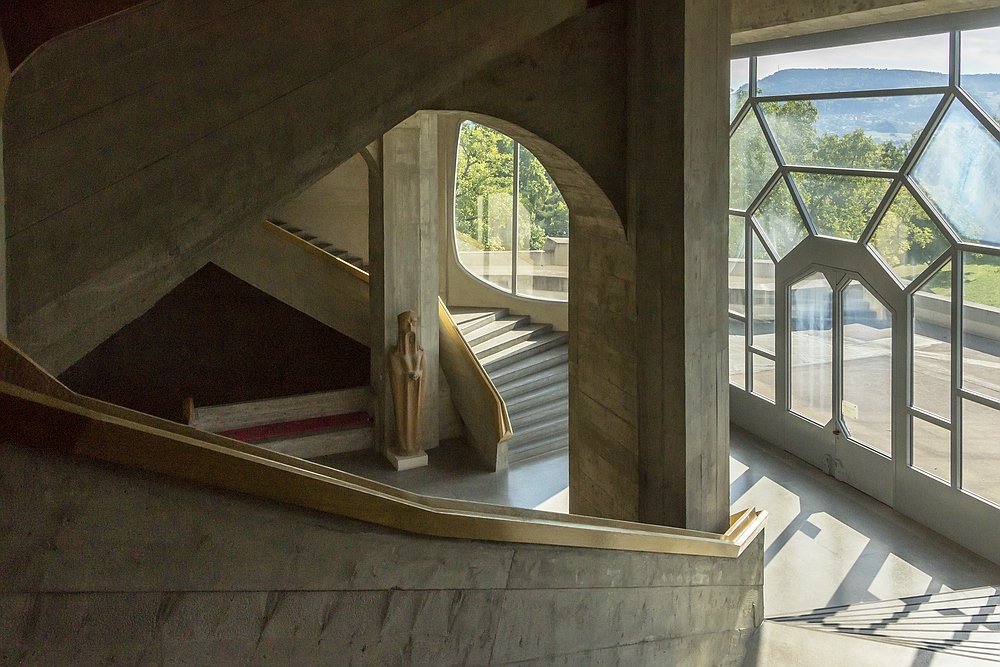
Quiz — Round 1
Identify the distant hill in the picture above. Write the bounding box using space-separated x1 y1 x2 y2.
757 68 947 95
737 68 1000 143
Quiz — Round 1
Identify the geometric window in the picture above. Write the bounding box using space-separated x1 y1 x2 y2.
454 121 569 301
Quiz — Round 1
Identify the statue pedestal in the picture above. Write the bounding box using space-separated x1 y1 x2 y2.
386 449 428 471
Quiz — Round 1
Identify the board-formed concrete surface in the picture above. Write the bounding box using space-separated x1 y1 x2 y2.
3 0 588 375
0 439 763 666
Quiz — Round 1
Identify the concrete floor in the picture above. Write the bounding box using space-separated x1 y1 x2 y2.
320 426 1000 665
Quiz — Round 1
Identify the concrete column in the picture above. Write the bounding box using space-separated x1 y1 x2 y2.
0 35 10 338
629 0 731 532
370 113 440 454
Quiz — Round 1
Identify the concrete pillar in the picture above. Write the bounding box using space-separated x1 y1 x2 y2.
369 113 440 454
0 35 10 338
629 0 731 532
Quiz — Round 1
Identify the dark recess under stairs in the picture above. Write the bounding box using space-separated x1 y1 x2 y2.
449 307 569 464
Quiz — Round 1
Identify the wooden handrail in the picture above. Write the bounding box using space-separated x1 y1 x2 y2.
0 380 764 557
438 297 513 470
262 220 370 283
0 335 764 557
263 219 513 470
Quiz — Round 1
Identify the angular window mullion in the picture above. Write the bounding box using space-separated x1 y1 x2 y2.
902 174 964 247
754 87 951 104
952 248 963 490
899 93 955 178
858 178 903 247
954 86 1000 141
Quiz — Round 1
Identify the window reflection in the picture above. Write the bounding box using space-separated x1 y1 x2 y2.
753 179 809 259
790 272 833 425
842 281 893 455
911 101 1000 248
912 262 952 420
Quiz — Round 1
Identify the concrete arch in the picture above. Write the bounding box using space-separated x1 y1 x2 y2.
437 110 638 520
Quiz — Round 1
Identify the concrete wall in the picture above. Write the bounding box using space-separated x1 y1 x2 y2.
0 439 764 666
214 223 370 345
268 153 370 264
2 0 588 375
0 30 7 338
435 5 636 520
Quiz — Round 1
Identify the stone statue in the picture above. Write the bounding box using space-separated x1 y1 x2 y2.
388 310 426 457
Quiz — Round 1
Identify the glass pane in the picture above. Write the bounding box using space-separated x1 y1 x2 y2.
730 317 746 390
870 186 951 285
729 215 746 315
756 34 950 96
731 57 750 122
751 231 776 354
842 280 893 455
753 179 810 259
791 173 891 241
731 111 778 212
911 416 951 483
962 252 1000 402
962 399 1000 507
761 96 940 168
454 121 514 291
961 26 1000 124
913 261 952 420
516 145 568 301
790 272 833 425
752 353 776 403
911 101 1000 248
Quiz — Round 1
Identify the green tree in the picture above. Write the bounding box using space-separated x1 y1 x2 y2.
456 121 569 252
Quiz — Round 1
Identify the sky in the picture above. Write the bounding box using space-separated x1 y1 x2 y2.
730 27 1000 92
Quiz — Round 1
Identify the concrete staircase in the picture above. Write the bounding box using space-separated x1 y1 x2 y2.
449 307 569 464
744 586 1000 665
271 219 367 270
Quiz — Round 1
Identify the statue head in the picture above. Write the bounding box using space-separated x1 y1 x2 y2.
397 311 418 336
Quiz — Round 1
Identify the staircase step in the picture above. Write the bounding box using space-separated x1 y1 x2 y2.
509 398 568 431
254 423 372 460
471 324 552 360
464 316 531 347
490 344 569 386
482 333 569 373
507 415 567 447
505 381 568 415
508 430 569 464
450 308 511 335
293 231 318 242
495 363 569 401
